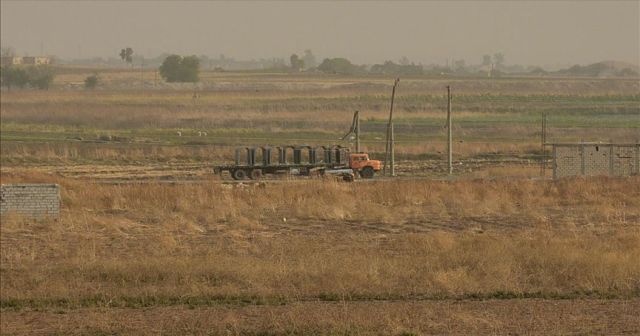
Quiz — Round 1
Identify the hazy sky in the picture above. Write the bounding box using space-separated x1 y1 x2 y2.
1 0 638 66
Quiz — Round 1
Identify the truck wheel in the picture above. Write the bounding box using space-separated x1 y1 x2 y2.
249 169 263 180
360 166 375 179
232 169 247 180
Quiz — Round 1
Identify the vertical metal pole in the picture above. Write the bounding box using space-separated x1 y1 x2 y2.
635 144 639 175
447 86 452 175
390 78 399 176
383 130 389 175
541 112 547 177
383 78 399 176
580 143 586 176
390 123 395 176
355 111 360 153
552 145 557 179
636 144 640 175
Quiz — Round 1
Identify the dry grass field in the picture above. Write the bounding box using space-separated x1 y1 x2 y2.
1 172 639 334
1 70 639 334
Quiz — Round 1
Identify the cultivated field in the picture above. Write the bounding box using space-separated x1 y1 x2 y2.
1 70 639 334
2 70 639 178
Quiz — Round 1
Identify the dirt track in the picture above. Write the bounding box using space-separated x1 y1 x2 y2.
0 158 540 183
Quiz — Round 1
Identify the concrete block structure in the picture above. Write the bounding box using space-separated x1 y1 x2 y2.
552 143 640 178
1 56 51 66
0 184 61 218
1 56 23 66
21 56 51 65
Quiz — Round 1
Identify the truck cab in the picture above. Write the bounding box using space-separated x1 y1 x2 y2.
349 153 382 178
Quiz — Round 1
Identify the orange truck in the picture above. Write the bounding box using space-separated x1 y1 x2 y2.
347 152 382 178
214 145 382 181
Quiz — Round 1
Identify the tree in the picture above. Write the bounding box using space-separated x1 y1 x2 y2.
25 66 55 89
290 54 304 72
84 73 99 89
317 58 363 75
1 46 16 57
159 54 200 82
370 60 423 75
0 66 28 90
493 53 505 68
482 54 492 66
159 55 182 81
0 65 54 90
180 56 200 82
119 47 134 64
302 49 316 69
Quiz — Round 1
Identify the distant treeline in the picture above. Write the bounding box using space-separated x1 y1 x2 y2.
55 52 638 78
3 44 637 82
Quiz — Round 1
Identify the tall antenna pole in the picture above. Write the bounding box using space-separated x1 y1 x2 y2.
447 85 452 175
384 78 400 176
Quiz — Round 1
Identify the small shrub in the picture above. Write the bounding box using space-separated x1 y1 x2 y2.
84 74 99 89
25 65 55 89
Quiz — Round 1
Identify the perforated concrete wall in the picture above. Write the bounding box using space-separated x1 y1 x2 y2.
553 144 640 179
0 184 60 218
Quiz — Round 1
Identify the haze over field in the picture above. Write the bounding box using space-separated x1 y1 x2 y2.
1 0 638 67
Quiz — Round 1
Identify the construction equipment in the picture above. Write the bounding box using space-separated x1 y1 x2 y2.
213 145 381 181
342 111 360 152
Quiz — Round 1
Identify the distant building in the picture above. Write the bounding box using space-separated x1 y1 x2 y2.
1 56 23 66
1 56 51 66
22 56 51 65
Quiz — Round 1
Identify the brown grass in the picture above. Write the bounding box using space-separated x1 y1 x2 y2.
3 299 639 335
1 71 639 334
1 174 639 315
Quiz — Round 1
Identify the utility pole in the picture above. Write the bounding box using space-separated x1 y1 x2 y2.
355 111 360 153
541 112 547 177
383 78 400 176
446 85 453 175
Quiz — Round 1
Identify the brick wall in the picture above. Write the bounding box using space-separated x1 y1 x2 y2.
0 184 61 218
553 144 640 179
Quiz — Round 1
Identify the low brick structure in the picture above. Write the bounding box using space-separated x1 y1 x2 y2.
0 184 61 218
552 143 640 179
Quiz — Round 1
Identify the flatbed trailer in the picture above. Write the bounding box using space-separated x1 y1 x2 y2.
214 163 352 180
214 145 354 180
